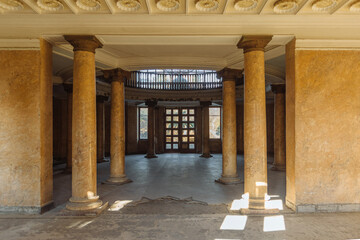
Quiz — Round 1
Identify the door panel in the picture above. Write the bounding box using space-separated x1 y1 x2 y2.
165 107 196 153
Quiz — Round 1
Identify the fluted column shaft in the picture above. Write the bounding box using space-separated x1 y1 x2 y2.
65 35 103 211
200 101 212 158
272 84 286 171
238 35 272 210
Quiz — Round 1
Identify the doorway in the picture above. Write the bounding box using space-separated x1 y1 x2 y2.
165 107 196 153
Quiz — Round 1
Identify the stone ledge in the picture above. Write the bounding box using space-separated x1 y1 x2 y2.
296 204 360 213
0 201 54 214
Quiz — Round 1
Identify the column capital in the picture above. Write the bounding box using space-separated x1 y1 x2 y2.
145 100 157 107
63 83 73 93
271 84 286 94
237 35 273 53
64 35 103 53
96 95 109 103
217 68 243 82
200 101 212 107
103 68 131 83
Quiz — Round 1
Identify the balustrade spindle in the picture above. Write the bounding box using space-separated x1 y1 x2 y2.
125 71 222 90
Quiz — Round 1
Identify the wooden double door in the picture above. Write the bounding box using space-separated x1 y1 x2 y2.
165 107 196 153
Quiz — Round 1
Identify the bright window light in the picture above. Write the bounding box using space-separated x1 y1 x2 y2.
263 215 286 232
220 215 248 231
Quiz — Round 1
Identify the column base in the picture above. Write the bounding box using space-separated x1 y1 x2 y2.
66 196 104 211
271 164 286 171
104 176 132 185
145 154 158 159
240 208 279 215
62 202 108 216
200 153 213 158
215 176 243 185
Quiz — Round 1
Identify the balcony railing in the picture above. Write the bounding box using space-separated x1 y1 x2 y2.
125 71 222 90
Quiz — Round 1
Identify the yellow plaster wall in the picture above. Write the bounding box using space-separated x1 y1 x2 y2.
286 43 360 209
0 45 53 210
295 49 360 205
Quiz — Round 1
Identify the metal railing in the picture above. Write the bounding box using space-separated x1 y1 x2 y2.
125 71 222 90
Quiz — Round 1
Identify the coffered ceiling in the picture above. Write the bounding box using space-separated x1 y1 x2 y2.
0 0 359 15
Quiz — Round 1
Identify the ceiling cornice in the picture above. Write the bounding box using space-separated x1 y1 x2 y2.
296 39 360 50
1 15 360 38
0 39 40 49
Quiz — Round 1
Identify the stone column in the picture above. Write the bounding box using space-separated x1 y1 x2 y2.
64 84 73 173
145 100 157 158
216 68 243 185
64 35 104 211
103 69 132 185
271 84 286 171
96 96 108 163
200 101 212 158
238 35 273 211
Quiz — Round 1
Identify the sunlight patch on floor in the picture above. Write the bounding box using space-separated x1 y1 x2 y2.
263 215 286 232
265 199 284 210
220 215 247 230
108 200 133 211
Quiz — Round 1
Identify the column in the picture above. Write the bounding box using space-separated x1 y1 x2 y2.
200 101 212 158
64 84 73 173
145 100 157 158
64 35 104 211
271 84 286 171
103 69 132 185
96 96 108 163
216 68 243 185
238 35 272 211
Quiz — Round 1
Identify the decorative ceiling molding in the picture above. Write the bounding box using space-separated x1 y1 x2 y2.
62 0 80 13
311 0 337 12
116 0 141 11
234 0 258 11
195 0 219 12
0 0 359 15
350 0 360 12
0 0 23 11
37 0 64 12
273 0 298 14
76 0 102 11
156 0 180 11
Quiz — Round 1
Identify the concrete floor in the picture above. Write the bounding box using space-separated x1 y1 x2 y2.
53 153 286 207
1 153 360 240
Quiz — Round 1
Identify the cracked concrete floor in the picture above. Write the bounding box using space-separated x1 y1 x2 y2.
1 154 360 239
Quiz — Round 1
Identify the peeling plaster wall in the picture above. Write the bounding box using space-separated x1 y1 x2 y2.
286 43 360 211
